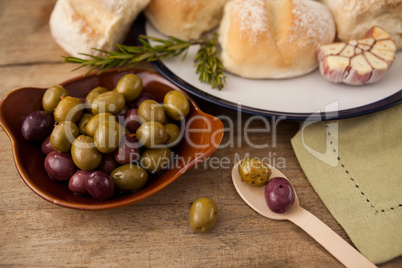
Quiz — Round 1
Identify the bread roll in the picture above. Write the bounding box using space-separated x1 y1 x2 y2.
145 0 229 41
320 0 402 50
218 0 336 79
50 0 150 58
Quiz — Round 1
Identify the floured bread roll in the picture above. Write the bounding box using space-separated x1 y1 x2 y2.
219 0 336 79
320 0 402 50
50 0 150 57
145 0 229 41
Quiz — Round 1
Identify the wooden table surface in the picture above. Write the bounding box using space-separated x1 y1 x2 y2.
0 1 401 267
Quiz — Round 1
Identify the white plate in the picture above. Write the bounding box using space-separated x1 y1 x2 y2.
134 17 402 120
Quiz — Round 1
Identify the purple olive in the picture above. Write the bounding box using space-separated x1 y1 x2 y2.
114 133 141 165
41 135 54 155
68 170 91 195
21 111 54 141
77 96 86 103
98 153 119 175
128 92 156 109
264 177 295 213
124 108 141 133
85 171 115 200
115 105 129 122
44 151 76 181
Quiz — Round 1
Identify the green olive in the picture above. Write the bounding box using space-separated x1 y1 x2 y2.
50 121 79 153
110 164 148 192
164 123 182 147
140 146 171 174
54 96 83 123
114 74 143 102
163 91 190 121
71 135 102 170
138 100 165 124
78 113 94 135
85 86 108 107
42 85 69 114
238 158 272 187
189 197 218 233
136 121 168 148
94 121 124 153
91 91 125 115
85 113 115 137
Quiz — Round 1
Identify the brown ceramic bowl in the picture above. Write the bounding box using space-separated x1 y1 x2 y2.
0 69 223 210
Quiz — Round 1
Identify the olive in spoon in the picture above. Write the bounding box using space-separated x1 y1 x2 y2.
232 160 377 268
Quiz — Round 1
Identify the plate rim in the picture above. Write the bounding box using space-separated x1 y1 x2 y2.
133 14 402 121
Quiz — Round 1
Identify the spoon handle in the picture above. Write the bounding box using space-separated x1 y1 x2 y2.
288 207 377 268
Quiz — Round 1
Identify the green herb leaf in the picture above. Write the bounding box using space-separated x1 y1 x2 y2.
62 33 226 89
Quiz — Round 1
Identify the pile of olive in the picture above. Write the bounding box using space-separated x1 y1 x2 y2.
21 73 190 200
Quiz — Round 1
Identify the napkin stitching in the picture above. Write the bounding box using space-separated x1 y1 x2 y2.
326 124 402 215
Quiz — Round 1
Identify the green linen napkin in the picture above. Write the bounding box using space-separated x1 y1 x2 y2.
291 103 402 264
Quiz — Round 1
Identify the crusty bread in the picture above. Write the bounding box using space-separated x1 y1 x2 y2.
145 0 229 41
320 0 402 50
50 0 150 58
218 0 336 79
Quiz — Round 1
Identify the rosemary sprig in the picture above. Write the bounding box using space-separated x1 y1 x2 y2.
62 34 226 90
194 32 226 90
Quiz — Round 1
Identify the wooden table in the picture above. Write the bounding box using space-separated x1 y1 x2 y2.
0 1 400 267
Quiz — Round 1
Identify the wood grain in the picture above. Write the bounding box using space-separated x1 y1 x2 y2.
0 0 401 267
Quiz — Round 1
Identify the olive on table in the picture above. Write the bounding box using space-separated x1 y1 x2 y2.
138 99 165 124
78 113 94 135
85 170 115 200
21 111 54 142
238 158 272 187
94 121 125 154
114 73 143 102
264 177 295 213
114 133 140 165
189 197 218 233
42 85 69 113
110 164 148 193
128 92 156 109
44 151 76 181
71 135 102 171
85 112 115 138
163 90 190 121
50 121 79 153
91 91 125 115
136 121 167 149
164 123 182 147
140 146 171 174
68 170 91 195
124 108 141 133
85 86 108 107
54 96 83 123
41 135 54 155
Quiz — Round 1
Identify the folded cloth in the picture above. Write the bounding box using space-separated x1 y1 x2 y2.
291 103 402 264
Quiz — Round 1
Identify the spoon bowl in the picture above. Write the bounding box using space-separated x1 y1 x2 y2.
232 159 376 268
232 160 300 220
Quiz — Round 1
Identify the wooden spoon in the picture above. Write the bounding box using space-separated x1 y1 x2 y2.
232 160 377 268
